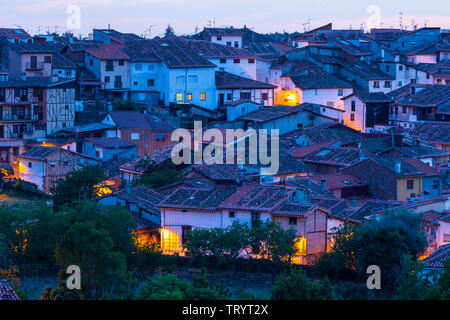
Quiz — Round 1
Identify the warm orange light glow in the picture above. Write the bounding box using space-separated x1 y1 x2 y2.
281 90 298 106
40 141 58 147
418 251 431 261
160 228 181 254
292 236 307 264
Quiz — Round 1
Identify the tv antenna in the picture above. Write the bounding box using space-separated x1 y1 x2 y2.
302 18 312 32
398 12 404 30
207 17 216 27
146 25 156 39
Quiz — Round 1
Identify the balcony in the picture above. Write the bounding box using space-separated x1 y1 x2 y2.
114 81 123 89
25 61 45 71
0 114 40 122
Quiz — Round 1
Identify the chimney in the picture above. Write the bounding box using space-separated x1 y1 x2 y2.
395 160 402 174
321 178 326 192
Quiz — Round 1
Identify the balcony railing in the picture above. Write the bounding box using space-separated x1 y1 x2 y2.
25 61 45 70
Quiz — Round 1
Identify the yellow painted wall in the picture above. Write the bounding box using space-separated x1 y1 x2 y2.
397 177 422 201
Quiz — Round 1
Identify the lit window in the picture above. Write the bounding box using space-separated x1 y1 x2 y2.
289 217 297 225
131 133 140 140
186 93 192 101
176 93 182 101
200 93 206 101
350 114 355 121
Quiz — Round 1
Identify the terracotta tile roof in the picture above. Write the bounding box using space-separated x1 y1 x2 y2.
124 38 216 68
394 84 450 108
395 145 450 159
341 199 403 222
218 184 288 211
238 104 304 122
409 122 450 146
302 147 366 167
85 137 136 149
17 146 58 160
289 70 352 90
100 185 165 216
186 40 254 58
106 111 174 131
119 144 176 173
215 71 276 89
342 91 391 103
0 28 31 40
85 43 128 60
292 142 335 158
192 164 244 181
158 183 238 211
307 174 367 190
0 279 19 300
202 27 243 37
271 202 318 217
402 157 441 177
300 122 362 146
422 244 450 268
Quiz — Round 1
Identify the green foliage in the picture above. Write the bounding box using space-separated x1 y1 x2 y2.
0 175 46 199
50 164 107 209
271 268 335 300
134 158 185 189
129 242 163 277
315 210 427 291
139 269 231 300
184 220 297 274
112 99 135 110
164 24 176 38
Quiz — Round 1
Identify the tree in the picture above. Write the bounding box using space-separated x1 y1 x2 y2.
134 158 185 189
54 220 130 299
271 268 335 300
164 24 176 38
50 164 107 209
315 210 427 291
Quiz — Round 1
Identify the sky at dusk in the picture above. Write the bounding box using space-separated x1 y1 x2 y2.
2 0 449 38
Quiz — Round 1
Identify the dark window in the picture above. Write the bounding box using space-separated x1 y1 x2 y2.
229 211 235 218
89 59 93 66
374 81 380 88
261 93 268 100
118 60 125 66
226 41 232 46
350 114 355 121
233 59 240 64
147 79 155 86
240 92 251 100
44 56 52 63
219 58 226 64
227 93 232 100
182 226 192 244
407 180 414 190
289 217 297 225
248 58 255 64
216 35 222 41
402 106 407 114
399 65 403 71
234 41 239 48
351 101 356 112
104 76 110 83
386 65 390 72
251 212 260 228
106 60 114 71
432 180 440 189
